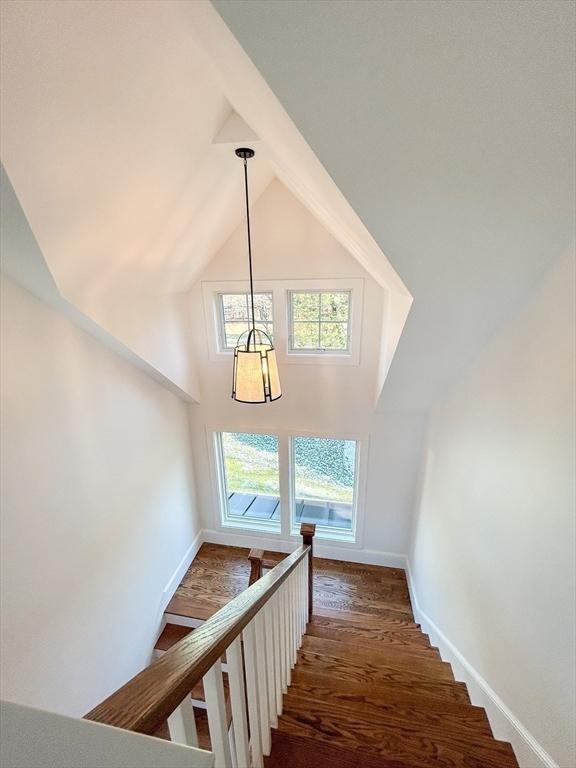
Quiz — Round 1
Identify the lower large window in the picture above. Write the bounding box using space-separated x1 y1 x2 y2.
219 432 281 529
216 431 359 540
291 436 356 534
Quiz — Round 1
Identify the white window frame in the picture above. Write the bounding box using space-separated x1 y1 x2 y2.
288 289 352 355
206 425 368 546
216 291 274 352
202 278 363 366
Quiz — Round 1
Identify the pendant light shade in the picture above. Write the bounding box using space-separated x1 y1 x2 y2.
232 148 282 404
232 328 282 403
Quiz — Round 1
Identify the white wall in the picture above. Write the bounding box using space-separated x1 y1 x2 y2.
188 179 424 559
0 276 201 717
409 249 576 767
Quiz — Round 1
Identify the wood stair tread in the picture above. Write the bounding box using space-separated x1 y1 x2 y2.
301 635 454 681
285 678 493 736
265 731 414 768
310 613 431 640
277 696 518 768
307 622 440 659
284 690 498 750
291 667 471 706
313 605 420 629
164 596 219 621
155 623 193 652
297 646 460 691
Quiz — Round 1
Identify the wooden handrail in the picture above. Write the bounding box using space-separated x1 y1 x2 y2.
84 544 310 735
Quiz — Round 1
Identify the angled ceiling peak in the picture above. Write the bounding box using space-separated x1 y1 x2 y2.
213 109 260 145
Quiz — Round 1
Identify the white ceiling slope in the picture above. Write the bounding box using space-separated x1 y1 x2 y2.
0 0 411 406
214 0 576 411
1 165 196 402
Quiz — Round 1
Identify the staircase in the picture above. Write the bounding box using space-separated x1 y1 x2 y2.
267 612 517 768
87 536 519 768
241 549 518 768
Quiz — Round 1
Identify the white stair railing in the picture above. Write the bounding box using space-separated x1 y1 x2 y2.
85 525 315 768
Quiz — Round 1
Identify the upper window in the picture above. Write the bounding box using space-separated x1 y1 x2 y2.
289 291 351 354
218 292 274 350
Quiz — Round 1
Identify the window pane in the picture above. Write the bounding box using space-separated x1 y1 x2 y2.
293 321 320 349
220 293 273 348
222 294 249 321
291 292 320 320
252 294 273 324
320 322 348 350
321 292 349 321
293 437 356 531
221 432 280 525
224 321 249 348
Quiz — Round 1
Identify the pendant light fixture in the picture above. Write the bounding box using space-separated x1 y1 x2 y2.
231 148 282 403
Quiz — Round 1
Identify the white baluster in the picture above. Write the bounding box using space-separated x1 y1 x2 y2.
227 638 250 768
274 588 287 700
302 559 307 636
243 622 263 768
304 551 310 625
254 611 271 755
278 588 287 693
283 582 291 686
285 578 292 674
294 564 300 647
298 560 305 645
204 661 232 768
291 570 298 665
264 600 278 727
167 695 198 747
287 573 294 668
272 593 283 710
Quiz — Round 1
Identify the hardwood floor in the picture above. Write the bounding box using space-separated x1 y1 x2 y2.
161 543 518 767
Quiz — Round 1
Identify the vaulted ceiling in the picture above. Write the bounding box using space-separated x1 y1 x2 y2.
214 0 576 411
2 0 573 413
0 0 410 406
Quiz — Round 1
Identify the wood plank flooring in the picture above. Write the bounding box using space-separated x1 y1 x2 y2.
162 543 518 767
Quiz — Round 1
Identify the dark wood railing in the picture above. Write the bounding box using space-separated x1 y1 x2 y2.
85 526 314 737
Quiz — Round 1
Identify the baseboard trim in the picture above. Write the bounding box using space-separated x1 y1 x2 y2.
202 528 406 569
158 529 204 617
405 561 559 768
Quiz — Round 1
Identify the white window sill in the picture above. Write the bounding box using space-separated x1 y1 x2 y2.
221 518 282 534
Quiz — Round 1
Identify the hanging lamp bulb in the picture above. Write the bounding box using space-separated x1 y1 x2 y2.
231 148 282 403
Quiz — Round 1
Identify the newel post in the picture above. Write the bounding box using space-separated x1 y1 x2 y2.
300 523 315 620
248 549 264 586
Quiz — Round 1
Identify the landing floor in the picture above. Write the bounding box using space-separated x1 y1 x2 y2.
166 542 414 623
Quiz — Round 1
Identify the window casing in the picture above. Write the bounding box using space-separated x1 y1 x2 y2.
203 279 363 366
288 290 351 354
213 429 362 543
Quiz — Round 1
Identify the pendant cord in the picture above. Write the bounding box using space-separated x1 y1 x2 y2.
242 157 256 337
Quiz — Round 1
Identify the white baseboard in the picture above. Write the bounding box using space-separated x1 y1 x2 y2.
157 529 204 619
405 561 559 768
201 527 406 569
